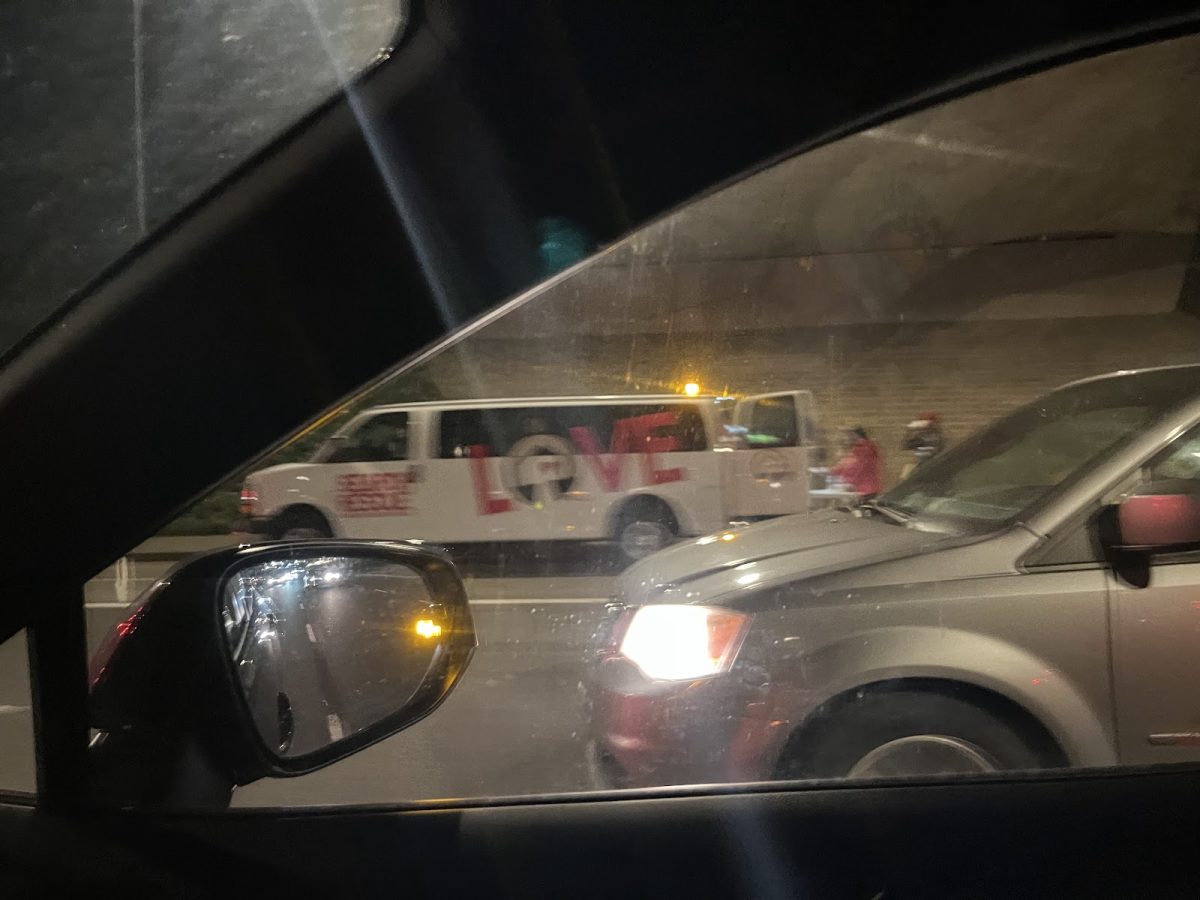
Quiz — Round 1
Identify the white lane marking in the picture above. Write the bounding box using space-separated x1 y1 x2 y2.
306 624 317 643
86 602 133 609
0 705 30 715
327 714 344 741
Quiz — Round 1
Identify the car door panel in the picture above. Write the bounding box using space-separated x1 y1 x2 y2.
6 770 1200 897
1110 559 1200 765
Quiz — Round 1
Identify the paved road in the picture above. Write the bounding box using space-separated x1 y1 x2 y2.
0 547 624 806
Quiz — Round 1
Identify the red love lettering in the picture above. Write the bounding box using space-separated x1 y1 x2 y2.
612 412 685 486
570 426 624 491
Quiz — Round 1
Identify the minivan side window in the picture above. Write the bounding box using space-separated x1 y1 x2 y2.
1028 424 1200 569
1112 424 1200 566
1146 427 1200 485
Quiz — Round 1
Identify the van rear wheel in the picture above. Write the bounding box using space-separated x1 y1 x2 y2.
615 498 677 561
275 508 333 541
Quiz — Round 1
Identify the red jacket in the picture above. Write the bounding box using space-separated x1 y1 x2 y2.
831 437 883 495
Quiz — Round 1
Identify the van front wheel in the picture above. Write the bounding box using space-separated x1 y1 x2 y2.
275 508 333 541
615 498 677 562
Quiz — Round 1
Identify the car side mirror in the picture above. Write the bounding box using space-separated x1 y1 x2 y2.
89 541 475 807
1106 492 1200 551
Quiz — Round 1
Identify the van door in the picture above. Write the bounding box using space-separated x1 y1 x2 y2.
724 391 812 517
318 411 421 539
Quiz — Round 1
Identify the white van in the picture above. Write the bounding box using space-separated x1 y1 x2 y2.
239 392 819 559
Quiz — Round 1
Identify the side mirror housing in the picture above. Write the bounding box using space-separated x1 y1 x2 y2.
1106 491 1200 551
89 541 475 806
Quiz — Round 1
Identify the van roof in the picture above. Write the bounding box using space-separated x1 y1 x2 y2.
358 394 726 414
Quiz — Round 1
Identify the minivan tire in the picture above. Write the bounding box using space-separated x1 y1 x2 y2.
779 689 1046 780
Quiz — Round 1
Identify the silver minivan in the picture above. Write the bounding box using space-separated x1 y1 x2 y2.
588 366 1200 786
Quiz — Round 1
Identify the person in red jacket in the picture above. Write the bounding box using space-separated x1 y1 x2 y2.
830 426 883 499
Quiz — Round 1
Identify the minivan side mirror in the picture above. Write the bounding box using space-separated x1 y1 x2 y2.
1104 490 1200 552
89 541 475 808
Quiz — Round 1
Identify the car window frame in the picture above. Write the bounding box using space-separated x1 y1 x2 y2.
4 10 1200 818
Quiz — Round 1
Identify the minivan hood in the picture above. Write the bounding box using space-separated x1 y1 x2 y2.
618 510 956 605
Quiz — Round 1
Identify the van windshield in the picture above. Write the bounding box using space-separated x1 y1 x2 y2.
880 369 1200 530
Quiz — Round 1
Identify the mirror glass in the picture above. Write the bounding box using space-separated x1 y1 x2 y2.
221 555 449 759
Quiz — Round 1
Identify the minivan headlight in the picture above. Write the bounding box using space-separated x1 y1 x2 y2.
619 605 749 681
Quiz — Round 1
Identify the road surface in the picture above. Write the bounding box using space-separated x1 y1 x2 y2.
0 547 624 807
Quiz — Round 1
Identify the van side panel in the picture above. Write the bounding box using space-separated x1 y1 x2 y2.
250 398 746 544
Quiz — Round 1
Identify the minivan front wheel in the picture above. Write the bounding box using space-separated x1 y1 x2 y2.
846 733 997 777
779 689 1049 780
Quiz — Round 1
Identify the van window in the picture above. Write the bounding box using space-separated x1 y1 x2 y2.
322 412 409 463
438 405 707 458
648 405 708 453
744 396 799 447
439 408 552 458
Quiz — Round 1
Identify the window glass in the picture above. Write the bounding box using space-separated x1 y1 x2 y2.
321 412 409 463
88 34 1200 808
1028 514 1107 568
439 404 708 459
1148 428 1200 484
1009 422 1200 568
0 0 406 359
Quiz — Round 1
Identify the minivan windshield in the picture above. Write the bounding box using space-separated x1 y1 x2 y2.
880 368 1200 530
